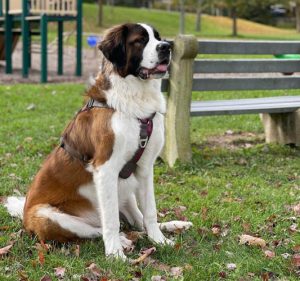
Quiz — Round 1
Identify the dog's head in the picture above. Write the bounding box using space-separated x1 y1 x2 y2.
98 23 171 80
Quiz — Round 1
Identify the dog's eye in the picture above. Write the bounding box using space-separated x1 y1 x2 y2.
131 38 145 45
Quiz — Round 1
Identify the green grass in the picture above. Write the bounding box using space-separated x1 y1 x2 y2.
0 84 300 280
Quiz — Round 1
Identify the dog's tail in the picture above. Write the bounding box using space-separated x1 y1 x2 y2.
4 196 26 219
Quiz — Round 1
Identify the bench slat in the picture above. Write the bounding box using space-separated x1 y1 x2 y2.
194 59 300 73
191 96 300 116
192 77 300 91
198 40 300 55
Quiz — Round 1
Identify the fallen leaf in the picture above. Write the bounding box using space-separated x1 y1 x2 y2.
264 250 275 259
292 203 300 215
281 253 290 259
54 267 66 279
226 263 237 271
18 270 29 281
125 231 144 243
211 224 221 235
131 247 156 265
151 276 165 281
87 263 103 277
292 254 300 267
40 275 52 281
24 137 33 142
242 223 251 232
26 104 36 111
239 234 266 248
0 244 13 256
201 207 208 221
289 223 298 233
38 251 45 265
74 244 80 257
219 271 227 278
170 267 183 278
293 245 300 252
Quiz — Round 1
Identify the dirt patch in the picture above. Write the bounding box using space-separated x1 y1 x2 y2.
0 42 100 84
198 131 265 150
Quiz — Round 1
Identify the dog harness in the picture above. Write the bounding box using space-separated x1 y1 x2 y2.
60 98 155 179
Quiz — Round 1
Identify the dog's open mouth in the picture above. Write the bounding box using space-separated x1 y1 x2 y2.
138 60 169 79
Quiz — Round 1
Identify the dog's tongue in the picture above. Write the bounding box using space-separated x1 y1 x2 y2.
156 64 168 72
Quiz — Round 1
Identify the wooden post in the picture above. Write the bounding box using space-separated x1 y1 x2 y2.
58 20 63 75
4 0 12 74
164 35 198 167
40 14 48 83
261 111 300 146
22 0 29 78
76 0 82 76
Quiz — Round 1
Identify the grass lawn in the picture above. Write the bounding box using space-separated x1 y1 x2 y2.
0 84 300 280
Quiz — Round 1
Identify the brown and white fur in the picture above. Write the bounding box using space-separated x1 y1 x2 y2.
5 23 192 260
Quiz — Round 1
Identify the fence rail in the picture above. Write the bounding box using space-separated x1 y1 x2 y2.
194 59 300 73
2 0 77 15
198 40 300 54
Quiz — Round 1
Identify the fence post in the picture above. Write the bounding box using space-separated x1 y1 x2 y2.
164 34 198 167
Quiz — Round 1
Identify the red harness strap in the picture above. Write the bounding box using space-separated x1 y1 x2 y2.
60 99 156 179
119 114 155 179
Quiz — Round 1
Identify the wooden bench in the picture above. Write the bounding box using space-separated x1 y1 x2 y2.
162 36 300 166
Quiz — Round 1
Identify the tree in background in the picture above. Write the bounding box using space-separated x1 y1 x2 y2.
195 0 203 31
295 0 300 32
98 0 103 27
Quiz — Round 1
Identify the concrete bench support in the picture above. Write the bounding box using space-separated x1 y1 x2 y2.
164 35 198 167
261 110 300 145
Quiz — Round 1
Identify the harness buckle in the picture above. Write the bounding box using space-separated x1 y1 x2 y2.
140 136 149 148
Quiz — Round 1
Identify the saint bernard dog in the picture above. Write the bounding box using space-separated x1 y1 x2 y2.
5 23 192 260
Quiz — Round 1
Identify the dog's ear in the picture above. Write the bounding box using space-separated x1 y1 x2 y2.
98 24 128 68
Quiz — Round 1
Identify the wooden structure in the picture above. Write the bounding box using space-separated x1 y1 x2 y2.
0 0 82 82
162 36 300 166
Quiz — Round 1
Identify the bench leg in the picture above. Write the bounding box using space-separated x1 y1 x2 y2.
261 110 300 146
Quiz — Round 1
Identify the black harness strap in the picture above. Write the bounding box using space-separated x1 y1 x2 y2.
60 99 156 179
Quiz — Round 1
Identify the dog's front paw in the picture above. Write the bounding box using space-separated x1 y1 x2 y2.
106 248 127 261
147 227 175 246
104 235 127 261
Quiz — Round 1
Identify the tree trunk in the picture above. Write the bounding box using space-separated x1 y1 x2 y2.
296 3 300 33
179 0 185 34
232 6 237 37
98 0 103 27
195 0 202 32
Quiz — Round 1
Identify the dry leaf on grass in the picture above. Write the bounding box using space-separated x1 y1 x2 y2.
226 263 237 271
86 263 103 277
54 267 66 279
292 203 300 215
292 254 300 267
38 251 45 265
0 244 13 257
151 276 166 281
170 267 183 278
74 244 80 257
125 231 144 243
131 247 156 265
264 250 275 259
239 234 266 248
40 275 52 281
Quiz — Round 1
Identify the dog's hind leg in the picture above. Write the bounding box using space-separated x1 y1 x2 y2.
24 204 102 242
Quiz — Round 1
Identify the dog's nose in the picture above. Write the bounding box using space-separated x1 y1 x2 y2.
156 42 171 53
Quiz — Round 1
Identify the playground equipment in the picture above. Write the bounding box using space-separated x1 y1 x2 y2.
0 0 82 82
